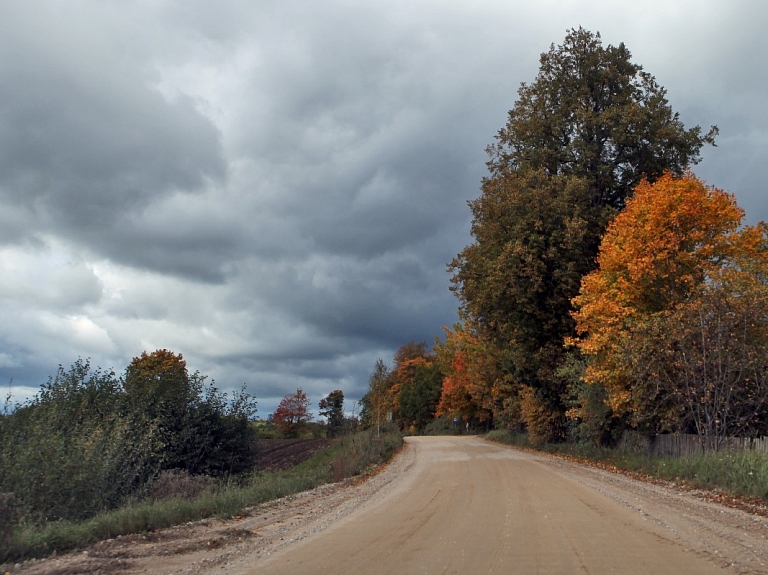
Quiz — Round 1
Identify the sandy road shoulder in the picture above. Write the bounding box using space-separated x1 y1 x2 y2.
497 444 768 574
222 439 419 575
9 441 418 575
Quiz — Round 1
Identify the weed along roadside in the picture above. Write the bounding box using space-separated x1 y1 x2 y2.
486 429 768 513
0 427 403 565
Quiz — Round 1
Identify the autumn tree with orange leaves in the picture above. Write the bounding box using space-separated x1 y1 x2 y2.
388 342 443 433
272 388 313 438
435 322 501 427
571 173 768 444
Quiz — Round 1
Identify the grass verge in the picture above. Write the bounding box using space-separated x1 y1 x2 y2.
486 429 768 502
2 428 402 564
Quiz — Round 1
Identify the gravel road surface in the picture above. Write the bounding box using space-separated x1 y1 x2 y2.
9 436 768 575
243 436 768 575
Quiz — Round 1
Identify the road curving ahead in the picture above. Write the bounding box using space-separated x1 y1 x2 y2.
245 436 767 575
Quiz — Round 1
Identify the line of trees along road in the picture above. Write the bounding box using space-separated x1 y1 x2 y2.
363 28 767 449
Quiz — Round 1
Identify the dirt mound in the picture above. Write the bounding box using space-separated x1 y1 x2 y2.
255 439 334 473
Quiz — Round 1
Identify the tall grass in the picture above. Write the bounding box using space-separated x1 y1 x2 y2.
1 428 402 564
651 451 768 499
486 429 768 501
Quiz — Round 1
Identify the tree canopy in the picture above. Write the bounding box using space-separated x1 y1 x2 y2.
489 27 717 209
124 349 192 417
272 388 313 437
571 173 768 441
449 28 717 441
319 390 345 437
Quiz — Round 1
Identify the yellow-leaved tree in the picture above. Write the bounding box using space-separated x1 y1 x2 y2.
571 172 768 443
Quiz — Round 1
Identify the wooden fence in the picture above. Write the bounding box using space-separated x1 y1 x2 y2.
620 432 768 457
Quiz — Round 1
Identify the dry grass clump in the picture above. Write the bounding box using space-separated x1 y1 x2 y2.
148 470 212 501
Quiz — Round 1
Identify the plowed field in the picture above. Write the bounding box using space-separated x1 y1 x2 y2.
254 438 334 472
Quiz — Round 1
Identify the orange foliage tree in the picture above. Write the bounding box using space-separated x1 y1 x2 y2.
571 172 768 438
388 342 443 432
124 349 191 413
272 388 313 438
435 322 497 425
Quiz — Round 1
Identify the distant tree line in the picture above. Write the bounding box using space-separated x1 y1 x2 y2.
359 341 443 435
269 388 355 438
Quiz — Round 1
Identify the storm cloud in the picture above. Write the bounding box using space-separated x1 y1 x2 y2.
1 0 766 414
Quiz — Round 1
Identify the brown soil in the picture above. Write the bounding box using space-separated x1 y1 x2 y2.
254 438 334 472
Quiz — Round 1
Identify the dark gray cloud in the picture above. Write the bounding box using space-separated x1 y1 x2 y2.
1 0 766 414
0 1 227 268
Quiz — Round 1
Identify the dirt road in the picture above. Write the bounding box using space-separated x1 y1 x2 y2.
10 436 768 575
240 436 768 575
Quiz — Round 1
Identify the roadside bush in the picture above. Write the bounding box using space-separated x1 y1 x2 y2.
124 351 259 476
167 383 259 476
329 426 402 481
486 428 530 447
424 414 462 435
0 491 18 551
148 470 211 501
488 428 768 502
0 356 259 527
652 451 768 500
0 361 163 523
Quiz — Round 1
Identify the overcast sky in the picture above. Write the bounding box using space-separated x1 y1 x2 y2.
1 0 766 416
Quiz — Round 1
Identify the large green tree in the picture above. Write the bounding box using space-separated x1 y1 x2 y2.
450 28 716 440
488 27 717 210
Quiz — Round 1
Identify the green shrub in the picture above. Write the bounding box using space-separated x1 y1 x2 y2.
328 426 402 479
485 428 530 446
0 361 163 523
652 451 768 500
424 415 462 435
0 491 18 551
1 428 402 563
0 358 258 527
